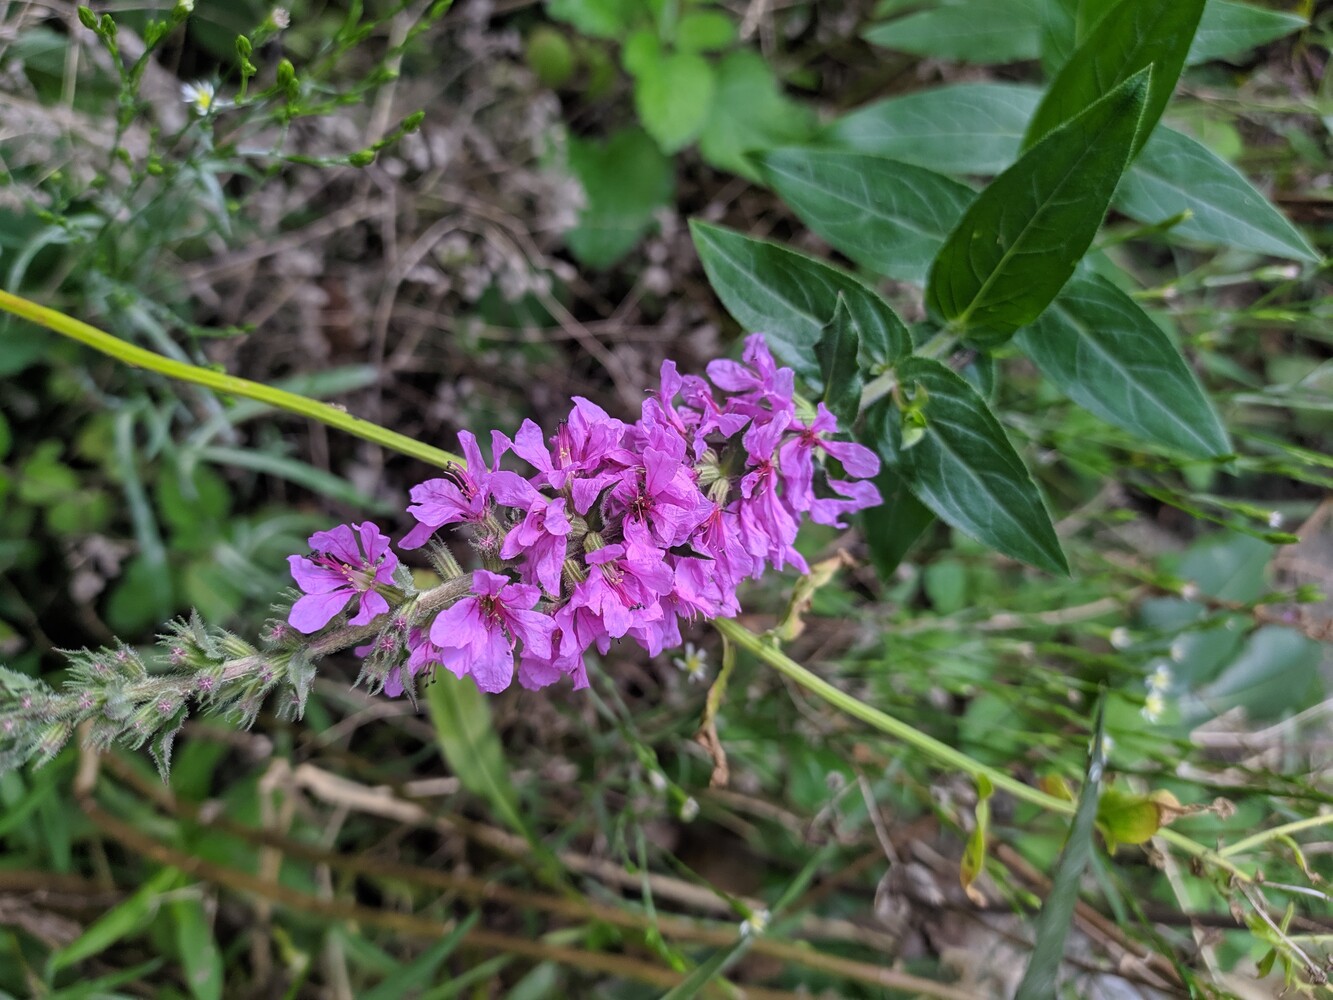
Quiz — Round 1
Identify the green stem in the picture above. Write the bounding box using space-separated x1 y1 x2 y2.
1218 814 1333 859
713 618 1254 882
0 288 461 469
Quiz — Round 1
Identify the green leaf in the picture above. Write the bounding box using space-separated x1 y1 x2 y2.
48 868 178 973
863 0 1041 63
1014 273 1231 459
1188 0 1307 65
1193 625 1323 723
697 51 815 180
631 48 715 153
546 0 637 38
690 220 910 381
822 83 1041 175
1023 0 1205 154
1117 126 1320 262
675 10 736 53
1014 698 1106 1000
426 673 525 834
865 357 1066 574
960 774 994 901
566 127 674 270
860 466 935 578
1039 0 1124 73
815 296 863 427
927 70 1150 345
757 148 975 283
360 913 478 1000
171 897 223 1000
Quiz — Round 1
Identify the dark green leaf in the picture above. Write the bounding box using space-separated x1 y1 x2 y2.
822 83 1041 175
1193 626 1323 723
863 0 1041 64
927 70 1150 345
48 868 178 973
757 148 975 283
1014 273 1231 458
698 51 816 180
566 128 674 270
1023 0 1205 154
815 296 863 427
1188 0 1307 65
690 220 910 380
172 897 223 1000
860 465 935 578
1039 0 1122 74
427 673 525 835
1014 698 1106 1000
866 357 1066 574
1118 126 1319 262
360 913 478 1000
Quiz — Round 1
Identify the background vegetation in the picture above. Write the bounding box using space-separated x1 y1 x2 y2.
0 0 1329 996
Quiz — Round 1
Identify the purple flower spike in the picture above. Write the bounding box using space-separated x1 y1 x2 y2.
706 333 795 420
779 404 881 514
288 522 398 633
429 570 555 693
491 472 573 595
401 430 510 549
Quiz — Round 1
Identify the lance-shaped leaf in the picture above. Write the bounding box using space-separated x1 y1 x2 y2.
1118 126 1320 263
1014 698 1107 1000
1023 0 1206 154
926 69 1149 347
1014 273 1232 459
690 220 910 380
865 357 1067 574
757 148 975 283
815 295 864 427
862 0 1042 65
1188 1 1308 66
860 465 935 579
822 83 1041 176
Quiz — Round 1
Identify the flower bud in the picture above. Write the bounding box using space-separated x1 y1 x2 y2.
77 6 98 30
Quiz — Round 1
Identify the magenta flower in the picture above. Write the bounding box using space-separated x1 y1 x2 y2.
384 628 442 698
512 398 623 512
706 333 795 421
562 542 674 650
401 430 510 549
491 472 573 595
429 570 555 693
287 522 398 633
779 404 881 518
609 428 711 549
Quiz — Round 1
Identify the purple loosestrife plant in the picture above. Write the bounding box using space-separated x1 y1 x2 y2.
283 334 881 698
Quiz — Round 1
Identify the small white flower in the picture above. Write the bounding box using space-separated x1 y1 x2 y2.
1110 627 1131 649
1142 690 1167 724
647 769 667 792
739 909 770 937
672 642 708 683
679 796 699 822
180 80 216 115
1267 510 1283 529
1181 583 1201 601
270 7 291 29
1169 637 1187 662
1147 663 1173 692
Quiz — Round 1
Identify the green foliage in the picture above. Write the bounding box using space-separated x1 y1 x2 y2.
927 68 1150 344
566 128 674 269
865 359 1067 574
689 221 910 381
1014 273 1232 459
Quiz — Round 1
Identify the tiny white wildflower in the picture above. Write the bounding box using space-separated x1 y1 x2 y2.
1142 690 1167 724
672 642 708 683
740 909 770 937
1181 583 1201 601
1267 510 1283 529
1169 638 1187 663
180 80 216 115
1101 733 1115 754
647 769 667 792
1147 663 1173 692
1109 626 1131 649
679 796 699 822
270 7 291 29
